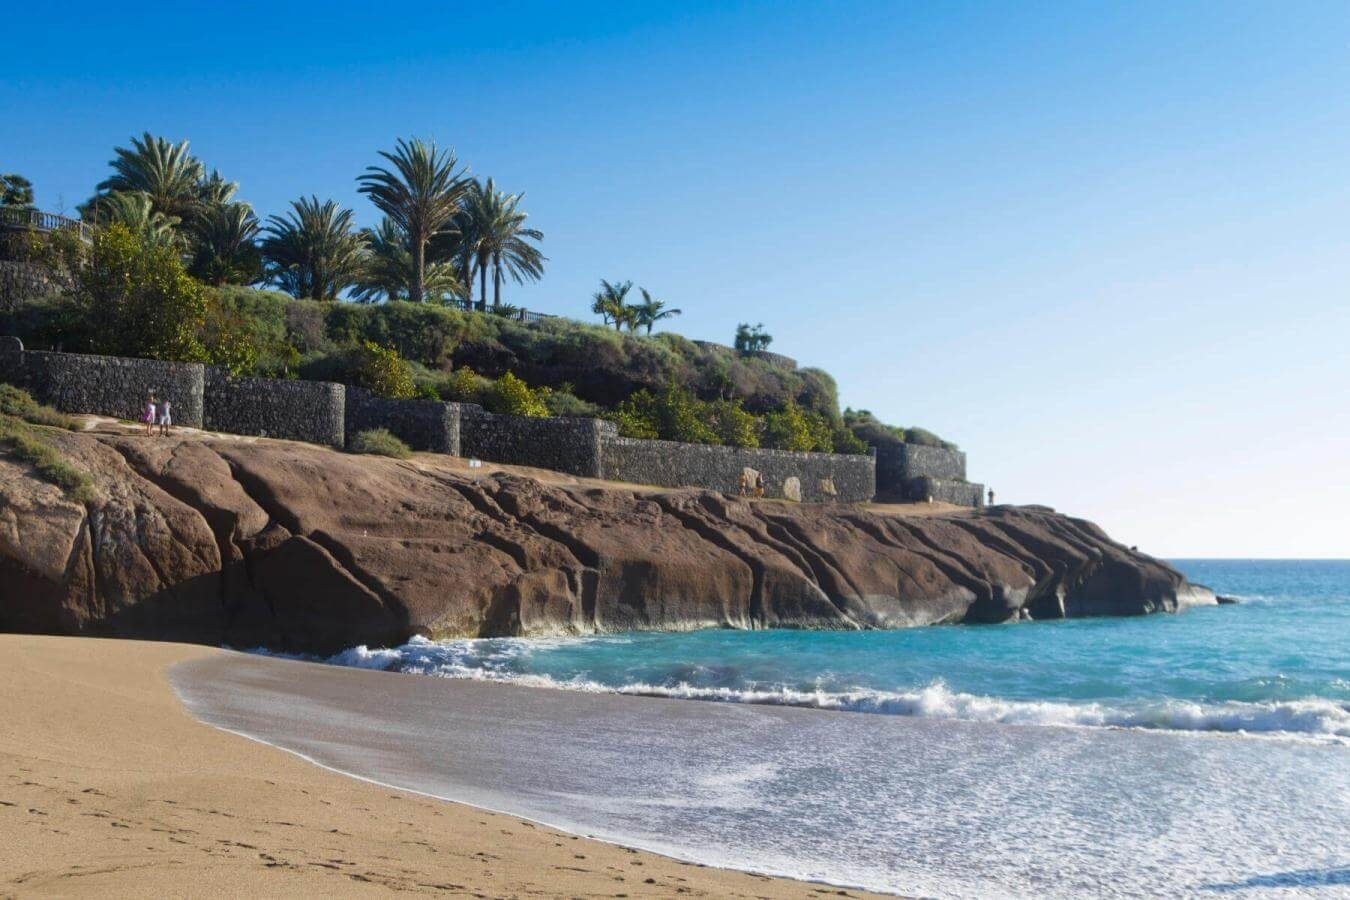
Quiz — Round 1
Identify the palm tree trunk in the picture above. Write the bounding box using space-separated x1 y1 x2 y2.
478 257 487 311
411 237 425 303
493 253 502 311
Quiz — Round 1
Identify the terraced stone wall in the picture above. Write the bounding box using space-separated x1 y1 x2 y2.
204 368 345 447
6 344 205 428
460 409 609 477
345 387 462 455
599 436 875 503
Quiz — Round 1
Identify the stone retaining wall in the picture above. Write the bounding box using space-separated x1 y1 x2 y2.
0 337 983 506
600 436 875 503
460 409 608 477
8 345 206 428
204 368 345 447
874 443 982 507
345 387 462 455
907 477 985 508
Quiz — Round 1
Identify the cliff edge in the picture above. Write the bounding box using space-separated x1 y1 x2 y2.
0 427 1214 654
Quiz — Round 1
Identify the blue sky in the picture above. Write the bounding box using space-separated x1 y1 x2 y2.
3 1 1348 556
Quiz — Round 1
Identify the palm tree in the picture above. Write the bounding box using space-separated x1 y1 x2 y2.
260 196 367 301
94 132 206 223
189 201 262 285
85 191 182 247
633 288 681 335
357 137 470 303
459 178 545 311
591 279 633 331
352 217 464 303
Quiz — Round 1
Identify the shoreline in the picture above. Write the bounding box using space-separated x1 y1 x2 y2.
0 634 888 898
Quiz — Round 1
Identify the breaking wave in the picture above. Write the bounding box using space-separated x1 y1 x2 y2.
320 636 1350 745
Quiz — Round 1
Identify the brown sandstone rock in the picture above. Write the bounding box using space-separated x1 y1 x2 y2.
0 430 1214 654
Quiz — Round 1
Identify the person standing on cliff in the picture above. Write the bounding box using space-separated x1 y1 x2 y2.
158 398 173 437
988 488 996 506
143 393 157 437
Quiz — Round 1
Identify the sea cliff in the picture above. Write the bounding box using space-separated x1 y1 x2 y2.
0 427 1213 654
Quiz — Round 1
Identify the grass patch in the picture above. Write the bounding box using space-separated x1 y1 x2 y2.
0 385 95 501
349 428 412 460
0 384 80 430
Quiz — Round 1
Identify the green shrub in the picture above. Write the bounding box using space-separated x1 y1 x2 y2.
353 341 416 399
488 371 551 418
349 428 411 459
424 366 489 405
706 398 759 448
73 223 208 363
606 392 660 439
545 389 600 418
761 402 810 453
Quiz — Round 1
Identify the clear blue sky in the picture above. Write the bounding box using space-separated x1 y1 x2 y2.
4 1 1348 557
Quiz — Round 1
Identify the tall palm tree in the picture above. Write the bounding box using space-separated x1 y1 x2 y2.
633 288 681 335
260 196 367 301
352 217 464 303
189 201 262 285
197 170 239 208
94 132 206 223
591 279 633 331
357 137 470 303
85 191 182 247
459 178 545 311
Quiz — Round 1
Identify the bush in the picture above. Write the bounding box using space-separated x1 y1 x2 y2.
545 389 599 418
349 428 412 459
706 398 759 448
73 223 208 363
488 371 551 417
353 341 416 399
762 400 816 452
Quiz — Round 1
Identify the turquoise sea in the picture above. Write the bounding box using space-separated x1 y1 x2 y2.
330 560 1350 744
287 559 1349 896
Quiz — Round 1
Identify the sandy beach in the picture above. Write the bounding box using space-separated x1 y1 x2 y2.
0 634 883 898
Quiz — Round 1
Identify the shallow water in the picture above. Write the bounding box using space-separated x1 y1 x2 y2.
176 650 1350 899
326 560 1350 744
201 559 1350 896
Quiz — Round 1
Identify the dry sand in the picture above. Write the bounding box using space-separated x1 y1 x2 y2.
0 634 885 898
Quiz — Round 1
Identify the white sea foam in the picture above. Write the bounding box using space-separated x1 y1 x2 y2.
315 637 1350 745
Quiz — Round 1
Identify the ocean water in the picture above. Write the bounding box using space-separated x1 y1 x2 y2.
329 560 1350 744
228 558 1350 897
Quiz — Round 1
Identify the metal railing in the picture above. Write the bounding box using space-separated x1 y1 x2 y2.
0 207 88 239
447 296 563 325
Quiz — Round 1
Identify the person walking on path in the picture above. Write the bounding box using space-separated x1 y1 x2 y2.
158 398 173 437
143 393 157 437
987 488 995 506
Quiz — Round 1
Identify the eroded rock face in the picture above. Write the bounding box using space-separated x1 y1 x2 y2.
0 431 1213 654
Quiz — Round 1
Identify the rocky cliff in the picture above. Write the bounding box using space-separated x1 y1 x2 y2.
0 429 1214 654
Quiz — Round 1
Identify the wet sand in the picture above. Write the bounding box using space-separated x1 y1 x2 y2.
0 634 885 898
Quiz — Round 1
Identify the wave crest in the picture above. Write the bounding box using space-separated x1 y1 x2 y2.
316 637 1350 744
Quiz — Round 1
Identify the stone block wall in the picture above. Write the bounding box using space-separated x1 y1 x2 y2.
600 436 875 503
908 477 985 508
345 387 462 455
13 347 205 428
204 368 345 447
0 336 22 384
460 409 608 477
874 442 982 507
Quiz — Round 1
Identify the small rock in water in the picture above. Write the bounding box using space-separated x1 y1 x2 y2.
1216 595 1240 605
